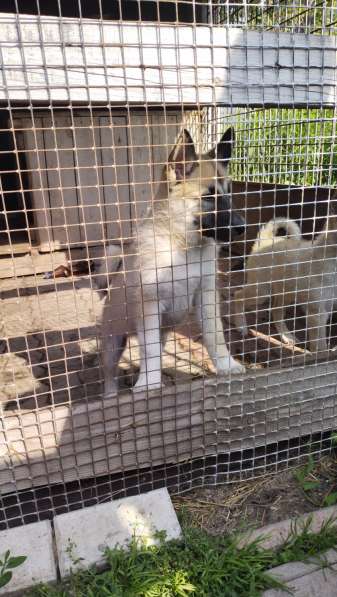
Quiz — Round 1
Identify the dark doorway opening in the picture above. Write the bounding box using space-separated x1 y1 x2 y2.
0 110 33 249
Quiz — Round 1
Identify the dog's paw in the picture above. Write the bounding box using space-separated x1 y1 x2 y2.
217 357 245 376
104 390 118 399
229 360 246 375
133 374 162 393
132 382 162 393
104 383 118 399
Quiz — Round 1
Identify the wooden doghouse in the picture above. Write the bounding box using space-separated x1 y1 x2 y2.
12 109 184 252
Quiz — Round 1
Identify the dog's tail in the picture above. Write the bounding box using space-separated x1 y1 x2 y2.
94 244 123 290
252 218 302 253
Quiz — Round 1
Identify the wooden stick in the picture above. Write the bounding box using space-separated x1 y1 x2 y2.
248 328 310 354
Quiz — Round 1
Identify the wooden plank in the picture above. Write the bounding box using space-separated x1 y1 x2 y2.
14 114 86 250
0 251 67 279
1 360 337 494
99 115 132 242
126 111 181 221
150 111 181 192
0 271 82 297
72 115 103 245
42 115 82 247
0 242 35 256
14 111 135 249
0 14 336 106
127 112 153 222
14 117 53 249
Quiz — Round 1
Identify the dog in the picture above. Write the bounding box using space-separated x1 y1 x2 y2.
100 127 246 396
233 210 337 352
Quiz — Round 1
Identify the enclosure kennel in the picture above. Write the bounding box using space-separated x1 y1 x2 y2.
1 0 337 530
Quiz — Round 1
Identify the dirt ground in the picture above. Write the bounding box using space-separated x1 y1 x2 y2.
172 454 337 536
3 246 337 412
0 275 220 409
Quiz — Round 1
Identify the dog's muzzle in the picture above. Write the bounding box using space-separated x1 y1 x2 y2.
230 210 245 237
198 192 245 243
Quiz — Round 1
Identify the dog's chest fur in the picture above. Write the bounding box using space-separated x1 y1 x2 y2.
123 225 218 326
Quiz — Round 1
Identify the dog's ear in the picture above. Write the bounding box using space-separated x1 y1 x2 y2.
167 129 197 182
208 127 235 165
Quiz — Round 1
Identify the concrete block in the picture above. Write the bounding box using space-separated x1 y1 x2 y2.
54 488 181 577
240 504 337 550
263 557 337 596
263 548 337 587
0 521 56 595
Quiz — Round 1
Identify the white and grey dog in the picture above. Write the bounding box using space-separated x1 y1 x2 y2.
100 128 246 396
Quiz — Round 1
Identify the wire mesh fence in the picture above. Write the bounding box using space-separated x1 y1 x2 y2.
1 0 337 530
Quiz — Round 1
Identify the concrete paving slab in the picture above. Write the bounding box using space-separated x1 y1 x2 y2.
240 505 337 550
0 520 56 595
54 487 182 578
265 548 337 583
263 561 337 596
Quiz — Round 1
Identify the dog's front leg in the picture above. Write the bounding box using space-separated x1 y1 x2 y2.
101 302 127 398
306 302 330 353
232 288 249 336
272 296 299 346
133 299 162 391
196 281 245 376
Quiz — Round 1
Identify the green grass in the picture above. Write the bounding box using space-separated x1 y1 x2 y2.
28 517 337 597
216 1 337 190
215 0 337 35
272 517 337 568
232 107 337 188
0 551 26 589
294 453 337 508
